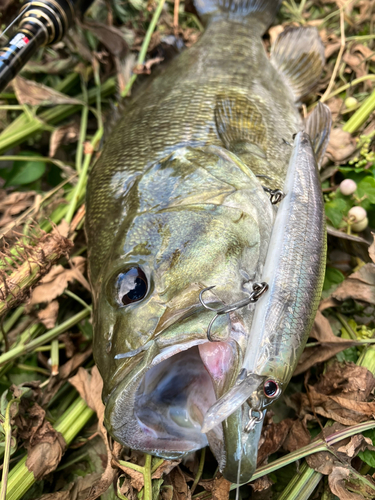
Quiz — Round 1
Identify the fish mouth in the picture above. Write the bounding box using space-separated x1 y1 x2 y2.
104 339 239 467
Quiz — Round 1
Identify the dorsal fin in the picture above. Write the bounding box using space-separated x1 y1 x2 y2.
305 102 332 168
270 26 325 102
214 95 268 154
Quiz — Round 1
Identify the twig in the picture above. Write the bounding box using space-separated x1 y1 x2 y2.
174 0 180 35
320 8 346 103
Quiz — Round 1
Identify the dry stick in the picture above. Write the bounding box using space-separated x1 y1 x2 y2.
174 0 180 36
320 8 346 103
0 232 73 318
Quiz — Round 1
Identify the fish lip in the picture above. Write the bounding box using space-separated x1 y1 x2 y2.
104 336 241 465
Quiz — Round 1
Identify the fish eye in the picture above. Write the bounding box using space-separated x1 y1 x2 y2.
115 267 148 306
263 379 280 399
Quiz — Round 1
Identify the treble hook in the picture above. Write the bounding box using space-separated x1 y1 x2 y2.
199 282 269 342
262 186 285 204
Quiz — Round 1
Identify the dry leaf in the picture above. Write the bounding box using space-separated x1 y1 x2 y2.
250 475 273 492
368 233 375 264
326 128 357 163
0 190 36 227
295 311 357 375
343 52 367 79
29 256 88 305
83 21 128 58
293 362 375 425
49 122 80 158
333 264 375 304
169 467 191 500
16 403 66 480
37 300 59 329
326 97 344 122
69 366 104 420
283 419 311 453
115 461 144 491
257 418 293 464
328 466 375 500
133 56 164 75
14 77 83 106
212 476 230 500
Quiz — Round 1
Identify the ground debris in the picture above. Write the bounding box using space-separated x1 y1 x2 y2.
0 229 73 316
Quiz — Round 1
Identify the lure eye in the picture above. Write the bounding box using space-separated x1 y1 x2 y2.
115 267 148 306
263 379 280 398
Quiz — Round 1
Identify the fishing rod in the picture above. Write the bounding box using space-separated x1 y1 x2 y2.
0 0 94 92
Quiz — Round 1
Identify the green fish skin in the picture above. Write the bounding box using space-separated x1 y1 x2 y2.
86 0 328 483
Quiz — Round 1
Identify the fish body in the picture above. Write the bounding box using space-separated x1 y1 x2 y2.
86 0 330 482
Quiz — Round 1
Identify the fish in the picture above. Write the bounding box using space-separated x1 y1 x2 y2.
86 0 331 483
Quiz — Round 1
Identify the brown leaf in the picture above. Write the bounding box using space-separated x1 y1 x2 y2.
368 233 375 264
49 122 80 158
343 52 367 79
328 466 375 500
326 128 357 163
250 475 273 492
257 418 293 464
293 362 375 425
212 476 230 500
14 77 83 106
152 460 181 479
283 419 311 453
69 366 104 420
0 190 36 228
169 466 191 500
83 21 128 58
29 256 88 305
294 311 357 375
37 300 59 329
333 264 375 304
115 461 144 491
326 97 344 122
133 56 164 75
18 403 66 480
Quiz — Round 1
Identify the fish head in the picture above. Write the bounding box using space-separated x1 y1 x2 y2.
91 146 275 479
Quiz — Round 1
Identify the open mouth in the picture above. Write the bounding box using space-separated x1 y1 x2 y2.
107 340 236 463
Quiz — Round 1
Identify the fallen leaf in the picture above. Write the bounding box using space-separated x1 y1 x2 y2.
153 460 181 479
14 77 83 106
16 403 66 480
326 128 357 163
295 311 357 375
83 21 128 58
39 472 102 500
326 97 344 122
332 264 375 304
343 52 367 79
250 474 273 492
328 466 375 500
368 233 375 264
0 190 36 227
169 466 191 500
69 366 104 420
257 418 293 464
49 122 80 158
283 419 311 453
212 476 230 500
293 362 375 425
115 461 144 491
37 300 59 329
29 256 88 305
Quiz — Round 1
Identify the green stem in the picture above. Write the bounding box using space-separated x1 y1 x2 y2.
191 447 206 495
143 454 152 500
277 462 322 500
0 308 90 366
121 0 166 97
335 312 358 340
64 127 103 224
320 75 375 102
76 83 89 175
343 89 375 134
0 399 19 500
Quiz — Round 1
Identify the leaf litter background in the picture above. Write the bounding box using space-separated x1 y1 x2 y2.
0 0 375 498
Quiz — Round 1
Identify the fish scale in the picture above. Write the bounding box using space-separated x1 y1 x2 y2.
86 0 330 484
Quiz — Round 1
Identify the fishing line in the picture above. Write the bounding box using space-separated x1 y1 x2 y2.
0 6 31 41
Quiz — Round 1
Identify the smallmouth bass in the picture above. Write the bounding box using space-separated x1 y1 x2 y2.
86 0 331 482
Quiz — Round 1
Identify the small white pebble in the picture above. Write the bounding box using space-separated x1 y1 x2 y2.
352 217 368 232
339 179 357 196
348 206 367 223
344 97 358 110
